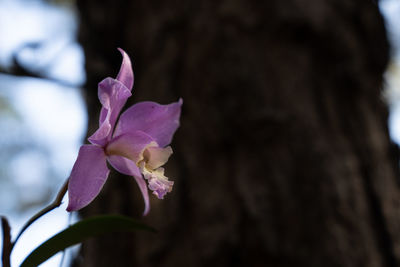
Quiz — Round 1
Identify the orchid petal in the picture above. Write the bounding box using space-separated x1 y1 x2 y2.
107 155 150 215
114 99 183 147
106 130 155 163
67 145 110 211
88 78 131 146
116 48 134 90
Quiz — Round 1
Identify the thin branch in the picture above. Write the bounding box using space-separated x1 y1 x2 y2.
0 41 81 88
1 216 11 267
0 66 79 88
11 178 69 249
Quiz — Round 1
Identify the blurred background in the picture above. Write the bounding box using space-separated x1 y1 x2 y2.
0 0 84 266
0 0 400 266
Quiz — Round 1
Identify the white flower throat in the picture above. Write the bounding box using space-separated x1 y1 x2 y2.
137 142 174 199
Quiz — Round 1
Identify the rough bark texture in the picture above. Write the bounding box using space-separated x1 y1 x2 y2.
73 0 400 266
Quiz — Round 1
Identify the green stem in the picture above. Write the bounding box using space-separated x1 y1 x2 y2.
11 178 69 250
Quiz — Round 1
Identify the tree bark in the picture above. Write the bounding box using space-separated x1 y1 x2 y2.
73 0 400 266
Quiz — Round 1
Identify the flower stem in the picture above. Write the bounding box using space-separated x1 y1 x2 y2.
1 216 11 267
11 178 69 250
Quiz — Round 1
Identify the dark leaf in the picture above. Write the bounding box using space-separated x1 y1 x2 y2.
20 214 155 267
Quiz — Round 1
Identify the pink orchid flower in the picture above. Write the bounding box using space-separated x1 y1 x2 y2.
67 49 182 215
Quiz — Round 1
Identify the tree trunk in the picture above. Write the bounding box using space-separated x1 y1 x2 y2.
73 1 400 266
